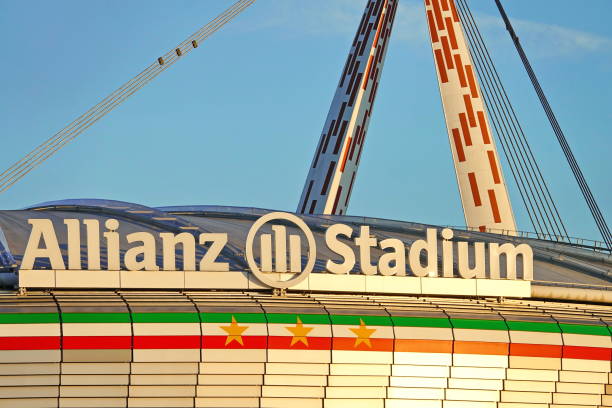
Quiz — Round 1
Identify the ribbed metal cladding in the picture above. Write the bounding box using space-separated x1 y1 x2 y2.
0 291 610 407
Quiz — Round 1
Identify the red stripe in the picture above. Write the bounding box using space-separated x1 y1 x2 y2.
300 180 314 213
202 335 267 349
477 110 490 144
434 49 448 83
333 121 348 154
454 54 467 87
356 144 365 165
0 334 609 361
465 65 479 98
459 113 472 146
441 36 454 69
349 128 359 160
479 225 486 232
340 137 352 172
308 200 317 215
267 336 331 350
332 186 343 214
445 17 458 49
449 0 460 22
134 335 200 349
345 172 356 207
320 161 336 195
452 128 466 162
463 94 476 127
369 81 379 103
431 0 445 31
488 189 502 223
468 173 482 207
427 11 439 43
563 345 611 361
333 337 394 352
64 336 130 350
510 343 561 358
0 336 60 350
440 0 449 11
487 151 501 184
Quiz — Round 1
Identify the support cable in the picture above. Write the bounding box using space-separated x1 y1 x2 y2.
457 0 557 238
457 0 563 240
456 0 569 241
0 0 255 193
493 0 611 249
457 0 568 240
0 1 250 192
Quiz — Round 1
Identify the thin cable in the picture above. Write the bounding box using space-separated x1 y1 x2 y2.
0 3 249 192
456 0 569 240
0 4 247 191
0 1 247 185
0 1 251 191
494 0 611 249
458 0 556 238
0 0 255 193
458 0 568 239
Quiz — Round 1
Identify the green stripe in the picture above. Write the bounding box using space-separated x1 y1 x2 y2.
266 313 329 325
0 313 59 324
391 316 451 328
507 321 560 333
330 315 392 326
200 313 266 323
451 318 507 330
132 313 199 323
63 313 130 323
559 323 611 336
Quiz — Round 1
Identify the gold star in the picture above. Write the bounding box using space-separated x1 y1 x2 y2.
220 316 248 346
350 318 376 348
285 316 313 346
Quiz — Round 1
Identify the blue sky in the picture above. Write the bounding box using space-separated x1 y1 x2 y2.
1 0 610 242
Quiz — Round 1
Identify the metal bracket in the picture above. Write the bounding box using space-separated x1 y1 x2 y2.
272 288 287 297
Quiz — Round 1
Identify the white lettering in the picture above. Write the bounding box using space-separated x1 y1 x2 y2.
104 219 120 270
441 228 453 277
64 219 81 270
489 243 533 280
378 238 406 276
458 241 485 278
161 232 196 271
355 226 377 275
22 219 65 270
408 228 438 277
83 219 101 270
199 233 229 272
325 223 355 274
125 232 158 271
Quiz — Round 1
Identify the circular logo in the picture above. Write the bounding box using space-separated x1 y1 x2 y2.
245 212 316 289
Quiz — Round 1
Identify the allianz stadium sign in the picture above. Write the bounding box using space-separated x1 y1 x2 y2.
19 212 532 293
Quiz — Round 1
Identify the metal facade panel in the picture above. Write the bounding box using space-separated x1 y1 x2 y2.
0 292 610 407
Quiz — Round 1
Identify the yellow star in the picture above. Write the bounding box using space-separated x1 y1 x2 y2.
350 319 376 348
285 316 314 346
220 316 248 346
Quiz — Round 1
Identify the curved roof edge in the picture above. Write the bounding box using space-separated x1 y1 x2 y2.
24 199 612 262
